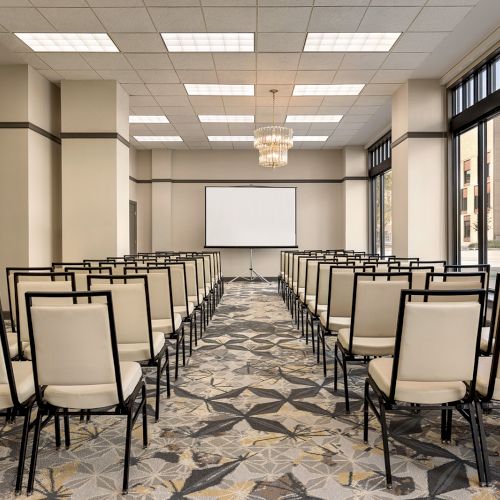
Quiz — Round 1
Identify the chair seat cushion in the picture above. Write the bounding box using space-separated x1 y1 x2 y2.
188 293 204 304
44 361 142 410
307 301 327 315
368 358 467 405
480 326 494 353
0 361 35 410
7 331 18 358
21 341 31 360
152 314 182 334
476 356 500 400
174 302 194 318
319 312 351 332
338 329 395 356
118 331 166 362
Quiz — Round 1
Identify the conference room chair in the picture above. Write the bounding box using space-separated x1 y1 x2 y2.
480 274 500 356
0 300 36 494
64 266 112 297
200 254 217 320
364 289 487 489
51 262 89 273
335 272 412 413
278 250 286 295
410 260 446 271
290 253 313 322
25 290 147 495
125 266 185 379
13 272 76 360
89 274 170 421
192 255 209 333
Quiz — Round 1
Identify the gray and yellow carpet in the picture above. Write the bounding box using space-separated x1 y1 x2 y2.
1 282 499 499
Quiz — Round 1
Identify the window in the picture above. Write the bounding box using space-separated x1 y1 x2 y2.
461 188 468 212
464 216 471 242
493 56 500 92
369 133 392 256
463 159 471 184
474 185 479 212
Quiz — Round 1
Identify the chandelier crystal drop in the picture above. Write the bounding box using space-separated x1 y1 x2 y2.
254 89 293 168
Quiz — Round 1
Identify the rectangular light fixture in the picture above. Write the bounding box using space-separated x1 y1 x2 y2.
293 84 364 96
185 84 254 96
129 115 169 124
199 115 254 123
15 33 118 52
286 115 342 123
162 33 254 52
304 33 401 52
207 136 254 142
133 136 182 142
294 136 329 141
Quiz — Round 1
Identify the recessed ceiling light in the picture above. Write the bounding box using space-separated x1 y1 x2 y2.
286 115 342 123
129 115 169 124
293 84 364 96
133 136 182 142
199 115 254 123
304 33 401 52
162 33 254 52
207 136 254 142
185 84 254 96
15 33 118 52
294 136 329 141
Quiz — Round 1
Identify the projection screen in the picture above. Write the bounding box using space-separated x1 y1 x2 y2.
205 186 297 248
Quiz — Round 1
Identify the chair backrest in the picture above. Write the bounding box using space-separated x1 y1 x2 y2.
388 289 485 403
194 256 206 293
176 259 199 303
347 273 411 346
65 266 112 292
15 273 75 344
89 276 153 350
326 268 357 318
0 299 21 408
52 262 89 273
445 264 490 286
425 272 486 302
26 291 126 406
484 274 500 355
410 260 446 273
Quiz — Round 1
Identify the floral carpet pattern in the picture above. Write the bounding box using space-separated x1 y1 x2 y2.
1 282 499 499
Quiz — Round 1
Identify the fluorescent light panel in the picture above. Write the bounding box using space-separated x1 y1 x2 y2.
134 136 182 142
15 33 118 52
199 115 254 123
294 136 329 142
185 84 254 96
293 84 364 96
305 33 400 52
162 33 254 52
286 115 342 123
129 115 169 124
207 136 254 142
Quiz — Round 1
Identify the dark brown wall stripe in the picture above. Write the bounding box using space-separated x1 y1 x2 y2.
61 132 129 148
129 176 368 184
0 121 61 144
392 131 447 148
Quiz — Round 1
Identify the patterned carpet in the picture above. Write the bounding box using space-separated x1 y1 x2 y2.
1 282 499 499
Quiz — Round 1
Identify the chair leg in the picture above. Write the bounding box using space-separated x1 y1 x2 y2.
193 311 198 346
122 409 133 495
182 326 186 367
175 336 180 380
341 350 350 413
27 410 43 495
54 409 61 448
165 350 171 398
334 342 338 391
311 320 315 354
468 403 487 487
475 402 491 486
15 407 32 494
142 383 148 449
305 310 309 344
363 379 369 443
63 410 70 449
316 328 321 363
379 400 392 489
155 360 161 422
322 330 327 377
189 319 193 356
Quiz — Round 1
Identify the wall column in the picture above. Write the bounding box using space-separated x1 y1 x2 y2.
151 149 173 251
341 147 368 251
391 80 447 259
61 80 129 260
0 65 61 306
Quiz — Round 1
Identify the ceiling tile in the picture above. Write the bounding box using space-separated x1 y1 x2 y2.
256 70 296 84
357 6 420 31
38 7 105 31
362 83 400 95
169 53 214 70
256 95 289 106
0 8 55 31
146 83 186 95
188 96 224 107
31 1 89 5
371 69 414 83
97 69 142 83
147 123 178 132
125 53 173 70
39 53 92 70
257 53 300 70
130 105 163 115
257 7 311 32
409 6 473 31
37 69 61 82
321 95 357 106
110 33 166 53
286 106 319 114
177 70 218 83
426 0 479 5
204 7 257 31
88 1 144 5
58 70 101 80
217 70 256 84
137 69 179 83
288 96 324 106
82 53 132 70
257 33 306 52
18 53 50 69
148 7 205 31
392 32 447 52
213 53 256 70
317 106 350 114
381 52 429 69
341 115 371 123
129 95 157 106
259 0 313 5
222 96 256 107
192 105 226 114
348 105 379 115
355 95 390 105
298 53 343 70
340 53 388 70
93 8 156 32
314 0 369 4
332 70 375 83
202 124 230 135
308 7 366 31
0 32 34 52
256 84 292 96
295 71 334 84
122 83 151 95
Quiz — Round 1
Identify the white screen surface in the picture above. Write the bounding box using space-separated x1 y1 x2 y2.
205 187 296 247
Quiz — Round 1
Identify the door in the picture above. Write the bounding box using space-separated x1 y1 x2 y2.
129 200 137 255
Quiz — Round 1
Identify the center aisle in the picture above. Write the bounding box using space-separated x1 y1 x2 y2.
13 282 493 498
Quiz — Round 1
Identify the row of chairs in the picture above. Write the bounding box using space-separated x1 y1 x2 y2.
279 250 498 489
0 250 224 495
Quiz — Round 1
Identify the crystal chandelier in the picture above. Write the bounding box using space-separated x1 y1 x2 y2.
254 89 293 168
